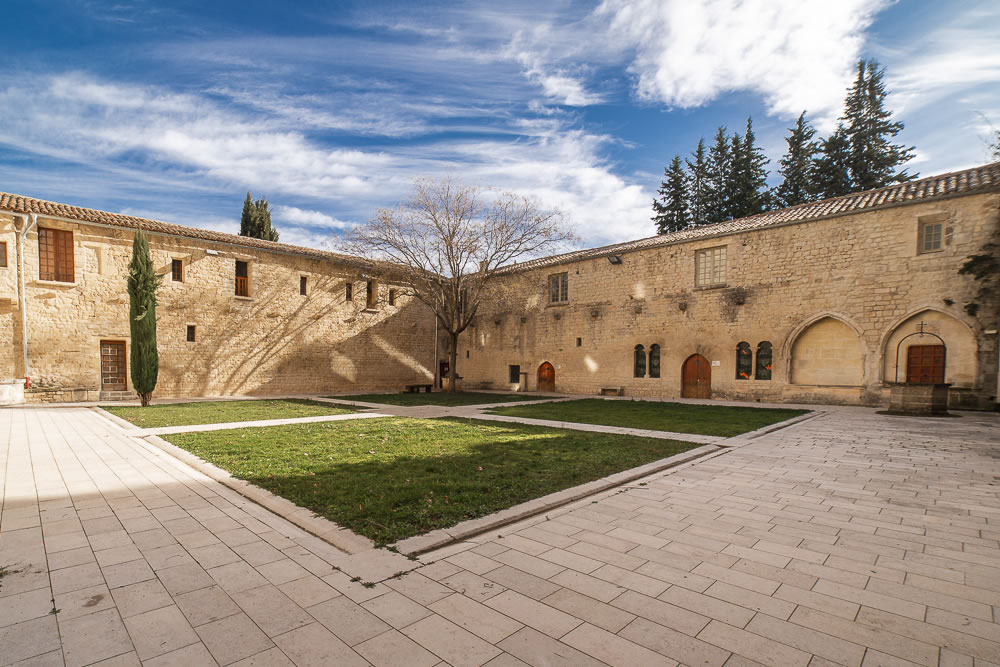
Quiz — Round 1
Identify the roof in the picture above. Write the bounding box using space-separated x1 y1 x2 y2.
0 192 364 266
507 161 1000 273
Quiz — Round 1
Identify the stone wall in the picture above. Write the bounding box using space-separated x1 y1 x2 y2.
456 193 1000 408
1 213 437 399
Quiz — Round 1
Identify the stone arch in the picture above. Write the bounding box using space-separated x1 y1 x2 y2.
881 308 978 387
786 314 866 386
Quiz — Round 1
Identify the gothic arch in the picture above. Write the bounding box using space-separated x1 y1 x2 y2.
880 308 979 387
785 313 866 386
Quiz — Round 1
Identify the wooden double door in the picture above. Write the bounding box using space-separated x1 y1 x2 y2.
537 362 555 392
906 345 945 384
681 354 711 399
100 340 127 391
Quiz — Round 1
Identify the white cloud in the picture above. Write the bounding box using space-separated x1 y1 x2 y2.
274 205 357 231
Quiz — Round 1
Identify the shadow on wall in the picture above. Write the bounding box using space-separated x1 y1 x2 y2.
156 273 435 397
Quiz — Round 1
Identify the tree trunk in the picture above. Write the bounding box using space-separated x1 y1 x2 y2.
139 392 152 407
448 332 459 393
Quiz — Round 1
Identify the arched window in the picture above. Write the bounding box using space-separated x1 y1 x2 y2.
649 344 660 378
736 342 752 380
756 341 773 380
634 344 646 378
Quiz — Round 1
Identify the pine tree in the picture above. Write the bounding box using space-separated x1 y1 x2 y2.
841 60 916 191
240 192 280 242
686 138 711 226
705 126 732 224
812 128 853 199
652 155 690 233
775 111 819 207
728 117 770 219
127 229 160 407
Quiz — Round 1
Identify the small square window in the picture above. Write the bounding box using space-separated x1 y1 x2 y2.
171 258 183 282
509 365 520 383
388 289 396 306
576 337 582 347
549 272 568 303
346 282 353 301
186 325 196 342
300 276 307 295
0 241 7 267
38 227 74 282
695 246 727 287
918 220 943 253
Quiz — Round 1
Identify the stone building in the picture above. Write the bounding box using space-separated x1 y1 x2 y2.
0 196 437 403
1 162 997 407
456 164 1000 409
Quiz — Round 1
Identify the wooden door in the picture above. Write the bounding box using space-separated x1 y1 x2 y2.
906 345 945 384
537 362 555 392
681 354 711 398
100 341 126 391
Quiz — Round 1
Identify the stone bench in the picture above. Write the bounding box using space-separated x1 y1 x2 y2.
404 384 433 393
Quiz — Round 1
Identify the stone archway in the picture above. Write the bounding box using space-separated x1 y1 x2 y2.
882 309 977 387
681 354 711 398
790 316 864 386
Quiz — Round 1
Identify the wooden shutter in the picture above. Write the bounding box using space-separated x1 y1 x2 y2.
39 228 74 282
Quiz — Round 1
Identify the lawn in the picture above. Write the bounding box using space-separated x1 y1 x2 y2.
329 391 544 407
487 398 808 437
103 399 358 428
165 417 698 545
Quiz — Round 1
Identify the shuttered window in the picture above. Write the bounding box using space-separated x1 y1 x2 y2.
39 228 74 282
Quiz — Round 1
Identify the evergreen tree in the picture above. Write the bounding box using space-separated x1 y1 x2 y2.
686 138 711 226
127 229 160 407
812 128 853 199
841 60 916 191
704 126 732 224
652 155 691 233
775 111 819 207
728 117 770 218
240 192 280 242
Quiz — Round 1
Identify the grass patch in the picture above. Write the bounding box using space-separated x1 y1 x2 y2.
330 392 543 407
165 417 698 544
103 399 357 428
487 398 807 437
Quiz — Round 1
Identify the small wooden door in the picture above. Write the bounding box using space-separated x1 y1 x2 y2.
681 354 711 398
537 362 555 392
906 345 945 384
100 341 127 391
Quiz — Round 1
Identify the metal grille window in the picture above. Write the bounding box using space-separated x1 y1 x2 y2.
695 246 726 287
235 260 249 297
388 289 396 306
918 221 943 253
186 325 196 342
39 228 74 282
300 276 307 295
549 272 568 303
171 259 183 282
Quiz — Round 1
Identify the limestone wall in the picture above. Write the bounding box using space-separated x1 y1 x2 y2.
457 193 1000 407
3 214 437 399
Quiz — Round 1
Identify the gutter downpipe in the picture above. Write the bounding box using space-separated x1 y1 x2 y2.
433 311 438 389
16 213 38 382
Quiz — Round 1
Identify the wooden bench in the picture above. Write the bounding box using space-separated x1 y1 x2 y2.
404 384 433 393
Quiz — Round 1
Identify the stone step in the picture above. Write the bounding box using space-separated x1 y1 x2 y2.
100 391 137 401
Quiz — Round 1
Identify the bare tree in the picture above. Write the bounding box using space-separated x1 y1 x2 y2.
341 178 574 392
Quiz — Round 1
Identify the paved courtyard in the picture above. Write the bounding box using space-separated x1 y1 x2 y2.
1 404 998 666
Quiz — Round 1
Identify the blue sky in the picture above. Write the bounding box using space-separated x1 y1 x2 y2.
1 0 998 249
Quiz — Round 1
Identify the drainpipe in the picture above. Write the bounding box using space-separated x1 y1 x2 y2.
433 312 438 389
15 213 38 383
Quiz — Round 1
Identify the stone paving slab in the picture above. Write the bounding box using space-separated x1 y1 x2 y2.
2 404 999 666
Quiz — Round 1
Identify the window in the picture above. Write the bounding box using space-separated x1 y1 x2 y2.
235 260 249 296
366 280 377 308
736 342 752 380
186 325 196 342
388 289 396 306
918 219 943 253
695 246 726 287
300 276 307 295
649 344 660 378
576 337 582 347
345 282 353 301
171 259 183 282
38 227 74 282
755 341 773 380
549 272 568 303
634 344 646 378
509 365 521 384
0 241 7 267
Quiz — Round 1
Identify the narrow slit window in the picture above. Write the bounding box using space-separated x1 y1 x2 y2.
388 289 396 306
649 344 660 378
366 280 377 308
300 276 307 295
171 259 183 282
235 260 249 297
38 227 74 282
634 344 646 378
345 282 353 301
736 341 752 380
755 341 773 380
186 325 196 342
0 241 7 267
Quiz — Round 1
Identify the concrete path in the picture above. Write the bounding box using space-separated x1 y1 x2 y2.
2 405 999 666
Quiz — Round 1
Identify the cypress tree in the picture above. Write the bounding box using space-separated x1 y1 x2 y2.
775 111 819 207
728 117 770 219
652 155 691 234
705 126 731 224
841 59 916 191
686 138 711 226
240 192 280 242
127 229 160 407
813 128 853 199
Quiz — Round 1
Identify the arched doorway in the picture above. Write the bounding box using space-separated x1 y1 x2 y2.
681 354 711 398
537 362 555 392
